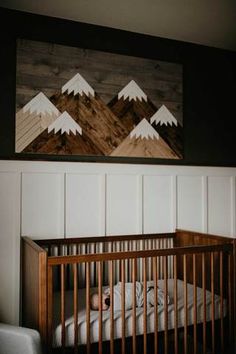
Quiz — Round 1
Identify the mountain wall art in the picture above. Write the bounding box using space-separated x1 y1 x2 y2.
15 39 183 159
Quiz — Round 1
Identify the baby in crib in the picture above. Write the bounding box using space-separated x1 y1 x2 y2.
90 281 170 311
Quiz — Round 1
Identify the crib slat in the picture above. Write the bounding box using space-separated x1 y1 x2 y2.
183 255 187 354
202 253 206 354
73 263 78 354
61 264 66 349
153 257 158 354
220 251 224 353
143 258 147 354
109 261 114 354
193 254 197 354
121 259 126 354
98 261 103 354
132 258 137 354
164 256 168 354
211 252 215 354
174 255 178 354
86 263 91 354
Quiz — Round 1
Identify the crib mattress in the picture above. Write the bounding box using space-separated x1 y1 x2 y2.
52 279 226 347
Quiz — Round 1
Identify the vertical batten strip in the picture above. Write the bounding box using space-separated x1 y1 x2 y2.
109 261 114 354
73 263 78 354
220 251 224 353
164 256 168 354
121 259 126 354
86 262 91 354
202 253 206 354
193 254 197 354
143 258 147 354
98 261 103 354
132 258 137 354
153 257 158 354
211 252 215 354
61 264 66 349
183 255 187 354
174 255 178 354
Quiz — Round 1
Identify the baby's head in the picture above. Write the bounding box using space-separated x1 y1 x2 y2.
90 292 110 311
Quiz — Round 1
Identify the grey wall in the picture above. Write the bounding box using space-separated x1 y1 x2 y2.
1 0 236 51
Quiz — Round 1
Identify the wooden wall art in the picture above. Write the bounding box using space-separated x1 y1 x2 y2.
15 39 183 160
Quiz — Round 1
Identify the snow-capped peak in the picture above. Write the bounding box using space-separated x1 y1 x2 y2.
150 105 178 127
118 80 147 102
130 118 159 140
23 92 59 116
62 73 95 97
48 111 82 135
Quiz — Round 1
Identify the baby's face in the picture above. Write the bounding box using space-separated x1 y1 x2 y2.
91 293 110 311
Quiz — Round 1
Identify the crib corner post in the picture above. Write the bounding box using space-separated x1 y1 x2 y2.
38 251 48 346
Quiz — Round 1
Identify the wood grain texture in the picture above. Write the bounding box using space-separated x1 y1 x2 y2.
22 237 47 342
16 39 183 122
22 230 235 353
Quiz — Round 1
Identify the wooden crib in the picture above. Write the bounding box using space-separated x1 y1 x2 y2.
22 230 236 354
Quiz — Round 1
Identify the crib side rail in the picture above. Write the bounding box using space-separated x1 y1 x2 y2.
36 232 175 251
175 230 235 294
47 243 233 266
21 237 47 343
46 242 234 354
175 229 235 246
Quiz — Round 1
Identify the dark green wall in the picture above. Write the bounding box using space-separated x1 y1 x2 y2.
0 7 235 166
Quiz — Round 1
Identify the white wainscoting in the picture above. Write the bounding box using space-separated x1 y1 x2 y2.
0 160 235 325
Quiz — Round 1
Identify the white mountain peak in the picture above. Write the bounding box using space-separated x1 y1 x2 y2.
62 73 95 97
118 80 147 102
130 118 159 140
150 105 178 127
48 111 82 135
23 92 59 116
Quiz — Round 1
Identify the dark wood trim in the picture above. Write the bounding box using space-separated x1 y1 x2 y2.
47 243 233 265
176 229 235 243
35 233 175 246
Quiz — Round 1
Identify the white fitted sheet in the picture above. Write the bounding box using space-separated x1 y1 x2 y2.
53 279 226 347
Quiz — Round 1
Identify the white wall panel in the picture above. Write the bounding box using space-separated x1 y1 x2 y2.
0 160 236 326
177 176 204 232
208 176 232 236
0 172 20 325
106 174 142 235
143 175 174 233
21 172 64 239
66 173 105 237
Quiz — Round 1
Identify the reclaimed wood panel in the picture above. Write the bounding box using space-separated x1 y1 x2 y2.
16 39 183 123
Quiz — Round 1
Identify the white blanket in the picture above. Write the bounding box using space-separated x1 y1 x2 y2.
53 279 226 347
104 281 170 311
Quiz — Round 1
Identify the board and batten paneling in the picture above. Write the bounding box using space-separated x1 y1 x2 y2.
207 176 234 236
106 174 142 235
177 176 206 232
21 172 64 239
0 171 20 325
0 160 235 326
143 175 175 233
66 173 105 237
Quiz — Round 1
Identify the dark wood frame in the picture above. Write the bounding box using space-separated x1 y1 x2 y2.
22 229 236 354
0 7 236 166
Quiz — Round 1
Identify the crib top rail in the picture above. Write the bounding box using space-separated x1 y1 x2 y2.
47 242 233 266
35 232 175 247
